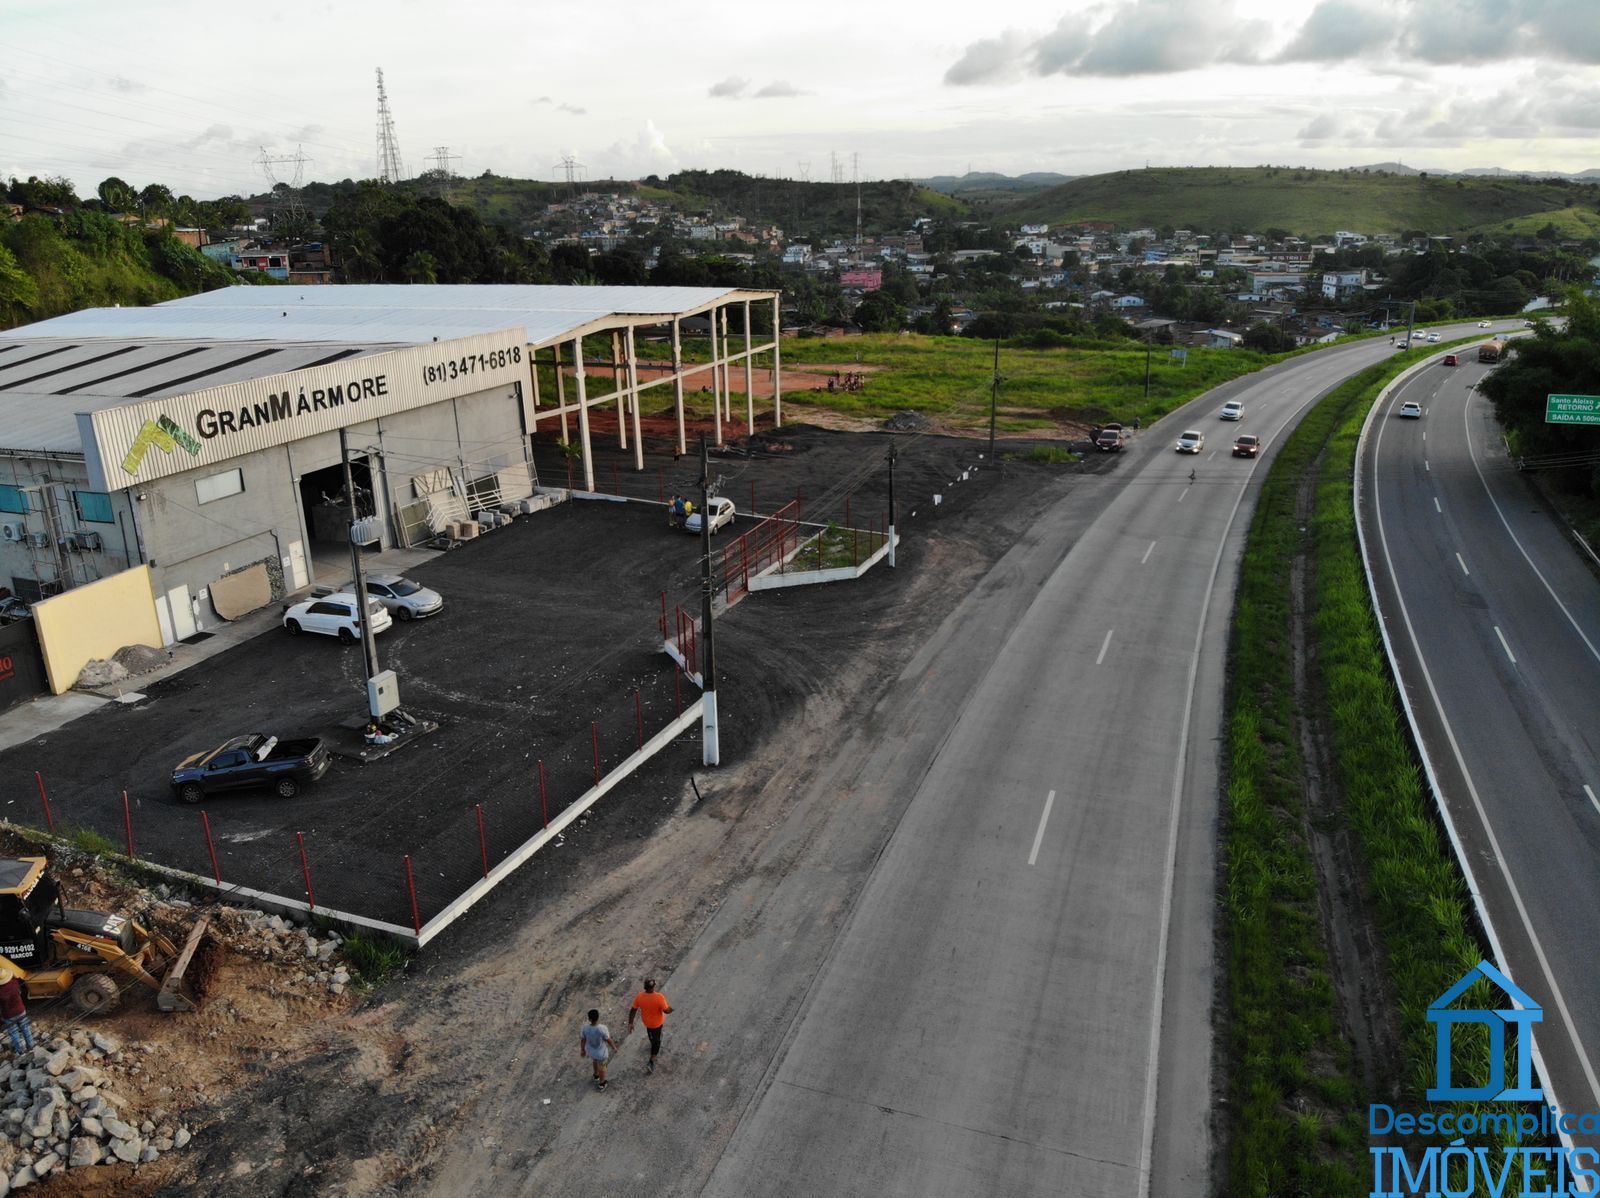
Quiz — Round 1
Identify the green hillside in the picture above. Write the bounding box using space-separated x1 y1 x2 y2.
1471 206 1600 240
999 166 1600 236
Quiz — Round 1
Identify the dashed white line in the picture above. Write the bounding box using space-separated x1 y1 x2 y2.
1586 785 1600 818
1494 625 1517 664
1434 497 1442 513
1456 552 1470 576
1027 789 1056 866
1177 487 1189 503
1141 540 1157 565
1096 628 1114 666
1425 460 1431 471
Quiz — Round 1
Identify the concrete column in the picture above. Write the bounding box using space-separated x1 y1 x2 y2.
672 318 687 458
710 306 723 447
528 348 541 436
743 300 754 434
612 330 626 450
554 343 569 444
574 336 595 492
626 326 644 472
721 307 733 425
772 296 783 428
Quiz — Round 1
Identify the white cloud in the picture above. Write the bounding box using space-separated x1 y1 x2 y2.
754 81 806 98
708 76 749 99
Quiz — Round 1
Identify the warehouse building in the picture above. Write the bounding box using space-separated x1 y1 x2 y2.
0 284 781 648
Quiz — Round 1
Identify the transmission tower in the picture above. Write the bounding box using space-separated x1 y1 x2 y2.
830 151 843 184
426 146 461 199
375 67 406 184
853 152 862 246
796 160 810 183
559 154 585 197
256 146 312 235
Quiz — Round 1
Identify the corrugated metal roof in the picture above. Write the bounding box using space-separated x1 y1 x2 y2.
165 283 745 316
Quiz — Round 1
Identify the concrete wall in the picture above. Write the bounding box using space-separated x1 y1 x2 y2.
0 456 139 600
32 564 162 693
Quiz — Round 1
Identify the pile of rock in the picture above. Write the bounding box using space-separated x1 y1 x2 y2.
139 891 353 997
0 1031 191 1189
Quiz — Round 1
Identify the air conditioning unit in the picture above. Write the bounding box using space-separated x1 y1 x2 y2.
78 531 102 552
0 523 22 542
25 532 50 549
60 534 81 553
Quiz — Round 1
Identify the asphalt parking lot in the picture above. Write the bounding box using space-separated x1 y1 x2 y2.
0 425 1023 931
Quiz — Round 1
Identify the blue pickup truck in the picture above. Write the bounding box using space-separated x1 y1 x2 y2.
170 734 330 803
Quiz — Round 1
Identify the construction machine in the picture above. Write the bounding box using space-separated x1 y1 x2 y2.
0 857 216 1014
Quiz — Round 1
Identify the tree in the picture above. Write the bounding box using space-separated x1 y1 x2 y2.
1241 322 1294 351
0 244 40 327
96 177 136 212
138 183 174 216
853 290 905 332
402 250 439 284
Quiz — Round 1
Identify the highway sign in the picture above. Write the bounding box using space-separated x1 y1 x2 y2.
1545 394 1600 425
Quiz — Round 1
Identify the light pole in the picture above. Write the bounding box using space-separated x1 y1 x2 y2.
988 337 1000 462
340 429 382 715
886 439 897 569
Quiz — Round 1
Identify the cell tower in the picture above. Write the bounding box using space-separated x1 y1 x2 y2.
375 67 406 184
853 152 862 246
426 146 461 199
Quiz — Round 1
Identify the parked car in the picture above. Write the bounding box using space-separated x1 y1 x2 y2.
363 575 444 621
171 733 331 802
0 597 30 625
1398 401 1423 419
1219 401 1243 421
684 496 736 535
1175 430 1205 453
282 592 393 642
1443 353 1459 366
1232 434 1261 458
1094 426 1126 451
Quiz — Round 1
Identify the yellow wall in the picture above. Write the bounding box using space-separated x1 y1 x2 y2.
33 566 163 694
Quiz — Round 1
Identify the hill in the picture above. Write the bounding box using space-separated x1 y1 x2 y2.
641 170 967 239
914 171 1074 196
998 166 1600 236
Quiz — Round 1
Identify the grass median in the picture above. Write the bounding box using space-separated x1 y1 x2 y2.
1224 345 1496 1193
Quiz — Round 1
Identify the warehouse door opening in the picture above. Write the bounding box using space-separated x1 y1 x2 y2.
299 458 380 583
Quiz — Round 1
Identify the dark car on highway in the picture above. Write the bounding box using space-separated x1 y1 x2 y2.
1094 424 1126 452
1232 434 1261 458
170 733 330 803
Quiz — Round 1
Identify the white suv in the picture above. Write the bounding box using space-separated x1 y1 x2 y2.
283 592 393 643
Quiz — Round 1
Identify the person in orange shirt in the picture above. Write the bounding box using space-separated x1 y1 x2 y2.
627 978 674 1074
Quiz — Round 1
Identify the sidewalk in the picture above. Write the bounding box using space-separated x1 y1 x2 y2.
0 544 441 754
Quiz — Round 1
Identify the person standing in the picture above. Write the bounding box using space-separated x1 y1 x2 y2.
580 1009 618 1091
627 979 674 1074
0 976 32 1056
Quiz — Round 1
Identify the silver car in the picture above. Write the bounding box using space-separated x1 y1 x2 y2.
363 574 444 620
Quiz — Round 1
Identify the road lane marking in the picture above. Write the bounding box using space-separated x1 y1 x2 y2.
1423 431 1427 441
1027 790 1056 866
1456 553 1470 576
1425 460 1430 471
1586 785 1600 818
1141 540 1157 565
1434 497 1442 513
1495 625 1516 664
1096 629 1114 666
1177 488 1189 503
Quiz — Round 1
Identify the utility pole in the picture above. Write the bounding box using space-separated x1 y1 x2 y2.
1144 326 1153 399
886 439 897 568
988 337 1001 462
698 435 720 766
340 429 382 708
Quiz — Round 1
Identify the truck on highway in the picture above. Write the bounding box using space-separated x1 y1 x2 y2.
1479 339 1509 363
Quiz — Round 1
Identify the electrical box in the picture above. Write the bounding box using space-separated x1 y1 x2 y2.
349 517 383 546
25 533 49 548
367 669 400 718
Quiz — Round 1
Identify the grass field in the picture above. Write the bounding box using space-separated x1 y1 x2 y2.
1000 166 1600 237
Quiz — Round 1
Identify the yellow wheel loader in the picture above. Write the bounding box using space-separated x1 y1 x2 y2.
0 857 216 1014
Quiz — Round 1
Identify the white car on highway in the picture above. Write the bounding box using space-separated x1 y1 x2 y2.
1219 401 1244 420
283 592 393 643
1175 430 1205 453
1478 321 1492 328
1398 401 1423 419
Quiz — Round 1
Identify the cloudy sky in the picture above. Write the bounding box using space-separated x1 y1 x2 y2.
2 0 1596 199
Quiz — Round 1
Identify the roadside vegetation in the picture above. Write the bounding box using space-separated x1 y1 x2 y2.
1224 346 1504 1192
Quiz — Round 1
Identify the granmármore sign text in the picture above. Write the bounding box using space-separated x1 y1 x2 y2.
79 328 527 490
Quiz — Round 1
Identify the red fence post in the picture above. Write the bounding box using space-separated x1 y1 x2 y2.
567 458 575 492
475 804 489 879
845 496 852 529
404 855 421 935
200 811 221 884
296 831 315 909
121 791 135 859
34 773 53 833
853 525 859 567
592 722 601 784
635 689 644 750
538 759 549 829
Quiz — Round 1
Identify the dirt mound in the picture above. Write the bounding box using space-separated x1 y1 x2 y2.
881 411 932 432
111 645 170 676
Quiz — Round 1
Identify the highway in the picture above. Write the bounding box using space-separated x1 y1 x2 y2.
1358 339 1600 1137
694 327 1502 1196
